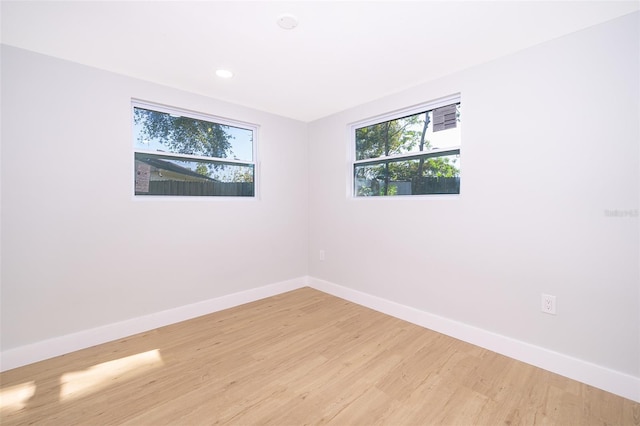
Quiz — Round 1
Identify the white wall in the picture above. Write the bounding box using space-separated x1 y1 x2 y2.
308 12 639 379
0 45 309 351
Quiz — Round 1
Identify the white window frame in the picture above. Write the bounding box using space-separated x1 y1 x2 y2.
349 93 461 198
132 99 259 199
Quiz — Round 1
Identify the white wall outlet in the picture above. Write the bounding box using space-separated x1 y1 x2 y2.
319 250 325 261
541 294 557 315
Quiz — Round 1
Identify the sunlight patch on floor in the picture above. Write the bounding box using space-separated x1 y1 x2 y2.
60 349 163 401
0 381 36 413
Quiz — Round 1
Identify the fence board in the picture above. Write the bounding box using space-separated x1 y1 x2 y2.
136 181 254 196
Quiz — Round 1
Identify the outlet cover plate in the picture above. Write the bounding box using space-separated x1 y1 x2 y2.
541 294 557 315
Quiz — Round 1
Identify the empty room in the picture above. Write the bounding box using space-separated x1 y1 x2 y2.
1 1 639 424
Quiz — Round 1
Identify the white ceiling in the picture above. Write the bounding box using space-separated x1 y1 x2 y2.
2 1 638 122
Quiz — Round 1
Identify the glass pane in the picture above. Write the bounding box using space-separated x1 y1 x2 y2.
135 153 254 197
354 153 460 196
133 107 253 161
355 103 460 160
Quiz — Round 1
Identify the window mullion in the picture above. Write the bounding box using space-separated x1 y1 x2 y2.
134 149 253 166
353 147 460 166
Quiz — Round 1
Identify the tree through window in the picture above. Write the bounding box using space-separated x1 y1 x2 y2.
353 96 461 196
133 101 257 197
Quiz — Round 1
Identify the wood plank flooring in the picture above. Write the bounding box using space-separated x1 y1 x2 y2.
1 287 638 425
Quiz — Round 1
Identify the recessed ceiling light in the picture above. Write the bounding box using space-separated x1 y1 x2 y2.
215 69 233 79
277 14 298 30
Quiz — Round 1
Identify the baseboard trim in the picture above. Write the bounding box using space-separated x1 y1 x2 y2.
307 277 640 403
3 276 637 403
0 277 307 372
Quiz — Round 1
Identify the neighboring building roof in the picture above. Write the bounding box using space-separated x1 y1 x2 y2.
135 154 219 182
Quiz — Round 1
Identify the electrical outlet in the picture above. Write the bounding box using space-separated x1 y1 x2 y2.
541 294 556 315
319 250 325 261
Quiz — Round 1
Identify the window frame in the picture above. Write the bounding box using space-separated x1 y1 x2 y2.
349 93 461 198
131 99 259 199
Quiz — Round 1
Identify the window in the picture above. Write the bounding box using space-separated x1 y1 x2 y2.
133 100 257 197
353 95 461 197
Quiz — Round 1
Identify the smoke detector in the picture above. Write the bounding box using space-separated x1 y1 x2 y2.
277 14 299 30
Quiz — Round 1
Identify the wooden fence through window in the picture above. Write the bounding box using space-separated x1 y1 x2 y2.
136 180 254 197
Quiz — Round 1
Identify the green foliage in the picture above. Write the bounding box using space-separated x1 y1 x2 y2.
355 114 421 160
230 167 254 183
387 157 459 181
134 108 232 159
355 106 460 196
422 157 459 178
195 163 211 177
384 185 398 196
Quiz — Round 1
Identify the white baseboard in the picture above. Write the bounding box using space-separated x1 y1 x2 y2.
0 277 307 372
3 275 637 403
307 277 640 403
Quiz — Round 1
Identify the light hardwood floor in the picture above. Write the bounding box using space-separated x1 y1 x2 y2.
1 287 638 425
